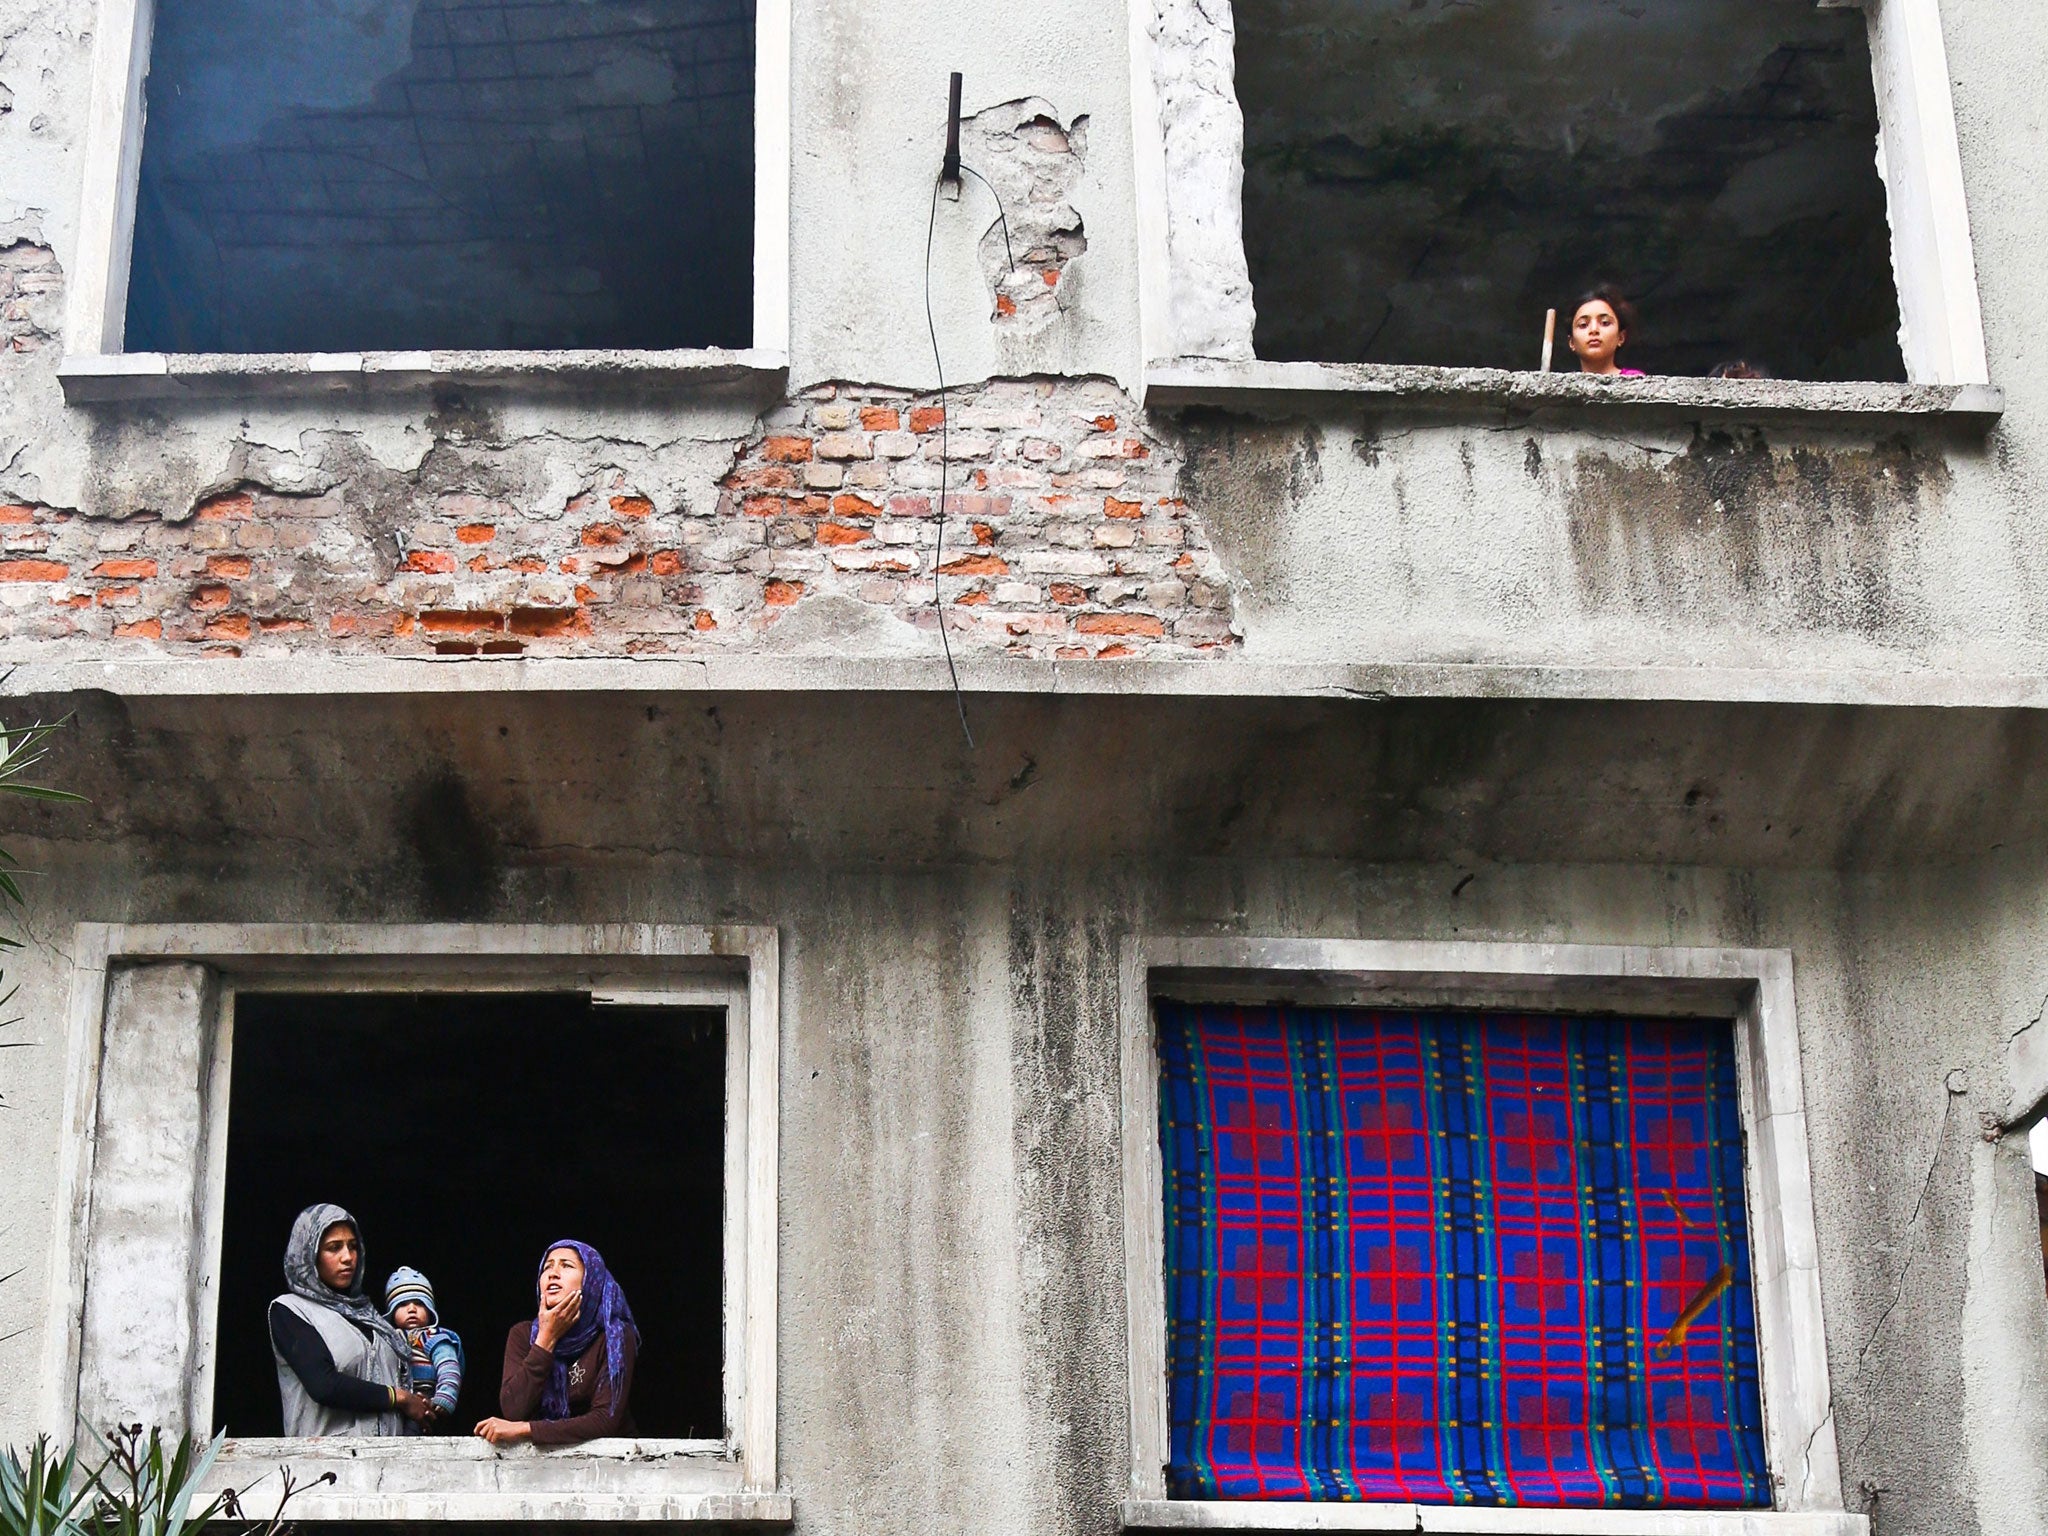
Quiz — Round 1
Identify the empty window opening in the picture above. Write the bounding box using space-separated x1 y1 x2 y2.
1157 1002 1768 1506
1231 0 1905 380
213 992 724 1438
126 0 755 352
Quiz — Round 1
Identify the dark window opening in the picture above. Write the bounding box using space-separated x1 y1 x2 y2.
1232 0 1905 381
127 0 755 353
214 992 725 1438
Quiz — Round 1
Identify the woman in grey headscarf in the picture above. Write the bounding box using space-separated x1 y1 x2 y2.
268 1203 431 1436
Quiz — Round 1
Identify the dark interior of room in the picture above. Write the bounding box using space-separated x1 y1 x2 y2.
214 992 725 1439
1232 0 1905 380
127 0 754 352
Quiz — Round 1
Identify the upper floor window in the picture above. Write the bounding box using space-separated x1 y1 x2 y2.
1140 0 1990 388
64 0 791 364
128 0 753 353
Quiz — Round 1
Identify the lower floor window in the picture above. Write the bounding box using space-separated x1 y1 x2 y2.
215 991 725 1438
1157 1003 1769 1507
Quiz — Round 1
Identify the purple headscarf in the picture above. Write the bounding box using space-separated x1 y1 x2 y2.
532 1239 640 1420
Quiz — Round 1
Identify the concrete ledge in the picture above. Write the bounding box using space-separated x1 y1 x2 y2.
7 653 2048 713
202 1437 790 1522
56 348 790 403
1144 356 2005 425
1121 1503 1869 1536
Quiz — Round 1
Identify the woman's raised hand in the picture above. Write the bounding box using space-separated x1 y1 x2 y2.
534 1286 583 1351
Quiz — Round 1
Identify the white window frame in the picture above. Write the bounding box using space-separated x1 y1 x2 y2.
1133 0 1991 402
40 923 786 1525
1117 936 1863 1536
59 0 791 395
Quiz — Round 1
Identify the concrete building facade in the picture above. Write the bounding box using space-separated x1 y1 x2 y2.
2 0 2048 1533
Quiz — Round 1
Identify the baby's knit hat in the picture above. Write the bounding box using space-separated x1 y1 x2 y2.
383 1266 439 1327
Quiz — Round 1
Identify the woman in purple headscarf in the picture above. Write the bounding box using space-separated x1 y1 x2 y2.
473 1240 640 1447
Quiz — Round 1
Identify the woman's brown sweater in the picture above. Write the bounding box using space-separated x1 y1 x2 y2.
499 1321 638 1446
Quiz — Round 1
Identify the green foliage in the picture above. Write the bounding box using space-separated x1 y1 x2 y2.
0 1438 93 1536
0 1428 330 1536
76 1428 230 1536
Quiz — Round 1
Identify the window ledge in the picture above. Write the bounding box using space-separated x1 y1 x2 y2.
1144 357 2003 424
202 1437 791 1523
56 348 789 404
1120 1503 1868 1536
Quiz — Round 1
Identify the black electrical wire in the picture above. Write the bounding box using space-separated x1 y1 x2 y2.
921 161 1018 752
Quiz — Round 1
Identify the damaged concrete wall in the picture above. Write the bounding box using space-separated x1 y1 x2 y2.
0 690 2042 1535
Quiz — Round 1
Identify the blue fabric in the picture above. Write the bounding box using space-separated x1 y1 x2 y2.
1158 1004 1771 1508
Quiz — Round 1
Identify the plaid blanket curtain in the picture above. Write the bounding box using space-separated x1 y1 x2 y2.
1158 1004 1770 1508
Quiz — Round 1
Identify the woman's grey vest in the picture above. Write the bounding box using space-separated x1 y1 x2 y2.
270 1294 409 1438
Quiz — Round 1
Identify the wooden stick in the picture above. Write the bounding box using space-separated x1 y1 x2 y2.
1540 308 1557 373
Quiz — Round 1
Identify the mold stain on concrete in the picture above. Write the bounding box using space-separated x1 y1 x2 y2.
1564 426 1948 638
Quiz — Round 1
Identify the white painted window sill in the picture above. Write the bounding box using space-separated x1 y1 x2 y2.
1144 357 2003 424
201 1437 791 1523
56 348 789 404
1119 1502 1870 1536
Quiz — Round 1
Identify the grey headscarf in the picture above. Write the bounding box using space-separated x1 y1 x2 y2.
283 1202 410 1362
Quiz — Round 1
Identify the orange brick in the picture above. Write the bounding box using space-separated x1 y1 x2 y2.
859 406 901 431
1075 612 1165 637
693 610 718 630
95 585 140 606
94 558 158 579
0 505 36 524
190 584 231 611
467 555 492 573
259 617 311 633
195 491 254 520
1088 415 1117 431
508 606 591 638
762 436 813 463
727 467 800 492
52 593 91 609
971 523 995 545
582 523 627 547
205 555 253 578
763 579 804 606
1105 497 1143 519
910 406 946 434
1096 643 1135 658
937 552 1008 576
506 556 546 574
995 293 1017 317
956 590 990 606
1049 583 1087 606
649 550 684 576
610 494 654 518
114 618 162 639
831 494 881 519
817 522 865 547
404 550 457 574
420 609 505 635
0 559 67 581
455 524 497 544
204 614 252 641
742 496 785 518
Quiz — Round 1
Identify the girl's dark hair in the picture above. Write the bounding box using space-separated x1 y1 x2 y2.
1574 286 1638 339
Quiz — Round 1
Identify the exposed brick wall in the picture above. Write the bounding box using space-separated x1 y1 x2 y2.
0 241 61 354
0 379 1238 659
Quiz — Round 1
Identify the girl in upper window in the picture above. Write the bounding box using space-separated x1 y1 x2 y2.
1569 287 1645 377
